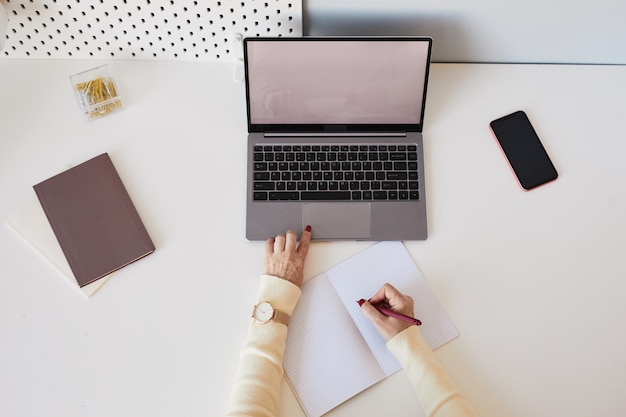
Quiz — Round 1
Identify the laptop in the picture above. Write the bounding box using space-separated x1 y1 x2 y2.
244 36 432 241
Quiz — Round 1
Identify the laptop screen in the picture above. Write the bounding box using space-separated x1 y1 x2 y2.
244 37 432 133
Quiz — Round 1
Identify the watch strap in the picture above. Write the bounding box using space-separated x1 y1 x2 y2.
272 309 291 326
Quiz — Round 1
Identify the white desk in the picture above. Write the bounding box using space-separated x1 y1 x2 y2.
1 60 625 417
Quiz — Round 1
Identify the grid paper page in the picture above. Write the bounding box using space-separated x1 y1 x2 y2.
327 241 460 366
284 273 387 417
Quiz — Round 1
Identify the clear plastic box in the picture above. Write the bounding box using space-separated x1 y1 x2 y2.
70 64 123 120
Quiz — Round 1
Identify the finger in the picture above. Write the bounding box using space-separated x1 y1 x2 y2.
359 300 386 325
380 283 405 306
265 237 275 257
297 225 312 257
381 282 401 299
284 230 298 253
368 283 407 309
274 233 286 252
384 284 413 308
379 283 414 315
368 284 390 305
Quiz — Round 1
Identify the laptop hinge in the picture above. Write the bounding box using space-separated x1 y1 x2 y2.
264 132 407 138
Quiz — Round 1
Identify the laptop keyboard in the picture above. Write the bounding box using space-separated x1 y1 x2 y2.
253 144 420 201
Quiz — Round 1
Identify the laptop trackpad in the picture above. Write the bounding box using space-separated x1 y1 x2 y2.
302 203 371 240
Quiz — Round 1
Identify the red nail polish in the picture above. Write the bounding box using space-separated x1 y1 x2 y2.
305 225 312 232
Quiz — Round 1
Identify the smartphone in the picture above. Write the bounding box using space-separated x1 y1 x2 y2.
489 110 558 190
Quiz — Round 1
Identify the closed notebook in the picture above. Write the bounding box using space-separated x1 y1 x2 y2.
33 153 155 287
6 197 112 297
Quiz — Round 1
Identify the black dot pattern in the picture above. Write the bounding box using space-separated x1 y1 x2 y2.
1 0 300 60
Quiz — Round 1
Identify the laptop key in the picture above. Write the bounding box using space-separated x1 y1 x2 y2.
301 191 351 200
254 182 275 190
387 172 407 180
382 181 397 190
269 192 299 200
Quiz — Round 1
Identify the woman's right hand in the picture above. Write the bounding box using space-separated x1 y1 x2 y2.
359 283 416 341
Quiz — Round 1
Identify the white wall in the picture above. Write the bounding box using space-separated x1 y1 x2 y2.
303 0 626 64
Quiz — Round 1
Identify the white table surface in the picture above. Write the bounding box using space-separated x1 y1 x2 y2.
1 59 625 417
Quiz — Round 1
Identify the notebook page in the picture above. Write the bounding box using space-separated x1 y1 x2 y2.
327 241 460 370
284 273 387 417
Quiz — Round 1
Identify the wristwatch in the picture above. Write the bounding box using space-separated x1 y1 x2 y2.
252 301 291 326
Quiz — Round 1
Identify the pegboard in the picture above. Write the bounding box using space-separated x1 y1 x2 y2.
1 0 302 61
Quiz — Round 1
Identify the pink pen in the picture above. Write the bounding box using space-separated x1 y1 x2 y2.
358 299 422 326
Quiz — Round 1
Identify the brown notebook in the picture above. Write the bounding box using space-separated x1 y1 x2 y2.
33 153 155 287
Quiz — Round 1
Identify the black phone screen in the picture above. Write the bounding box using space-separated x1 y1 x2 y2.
490 111 558 190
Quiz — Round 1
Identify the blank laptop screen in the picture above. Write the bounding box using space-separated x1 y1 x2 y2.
244 37 432 132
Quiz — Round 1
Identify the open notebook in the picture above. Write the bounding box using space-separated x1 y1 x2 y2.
283 241 459 417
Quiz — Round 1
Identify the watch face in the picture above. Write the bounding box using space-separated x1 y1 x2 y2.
254 302 274 323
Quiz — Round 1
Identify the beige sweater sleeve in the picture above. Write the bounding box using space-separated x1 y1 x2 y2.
387 326 478 417
226 275 302 417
